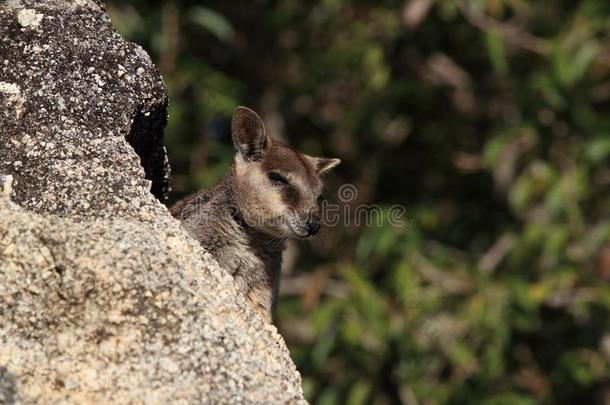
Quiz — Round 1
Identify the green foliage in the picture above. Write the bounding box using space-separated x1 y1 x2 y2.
109 0 610 403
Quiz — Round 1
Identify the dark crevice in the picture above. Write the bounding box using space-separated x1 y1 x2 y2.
125 98 171 202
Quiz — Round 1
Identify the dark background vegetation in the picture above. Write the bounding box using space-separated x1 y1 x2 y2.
107 1 610 403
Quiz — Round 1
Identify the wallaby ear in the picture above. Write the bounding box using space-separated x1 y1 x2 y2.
231 106 268 161
308 156 341 175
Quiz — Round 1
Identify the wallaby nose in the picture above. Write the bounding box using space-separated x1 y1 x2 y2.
306 214 321 236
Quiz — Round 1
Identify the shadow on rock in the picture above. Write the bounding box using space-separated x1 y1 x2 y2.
0 366 17 405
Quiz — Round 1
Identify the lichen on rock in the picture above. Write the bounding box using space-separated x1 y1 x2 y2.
0 1 306 403
16 8 43 27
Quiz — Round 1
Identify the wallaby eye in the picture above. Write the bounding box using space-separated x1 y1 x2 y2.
317 195 325 205
267 171 289 186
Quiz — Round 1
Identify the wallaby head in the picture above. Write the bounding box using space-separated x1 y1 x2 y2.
231 106 340 239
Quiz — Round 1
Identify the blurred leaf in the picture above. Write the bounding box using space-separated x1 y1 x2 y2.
485 30 509 75
318 387 340 405
189 6 234 42
585 136 610 163
346 380 371 405
532 72 565 109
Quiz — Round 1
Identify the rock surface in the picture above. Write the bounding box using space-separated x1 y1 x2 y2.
0 1 305 404
1 0 169 216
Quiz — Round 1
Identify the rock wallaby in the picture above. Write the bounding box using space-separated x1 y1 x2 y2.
171 106 340 323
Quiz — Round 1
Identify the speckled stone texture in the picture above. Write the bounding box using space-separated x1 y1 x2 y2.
1 0 169 216
0 1 305 404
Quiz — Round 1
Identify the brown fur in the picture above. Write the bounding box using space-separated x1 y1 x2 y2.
171 107 340 322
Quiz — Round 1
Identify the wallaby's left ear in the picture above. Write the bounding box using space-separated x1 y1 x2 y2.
308 156 341 174
231 106 268 161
